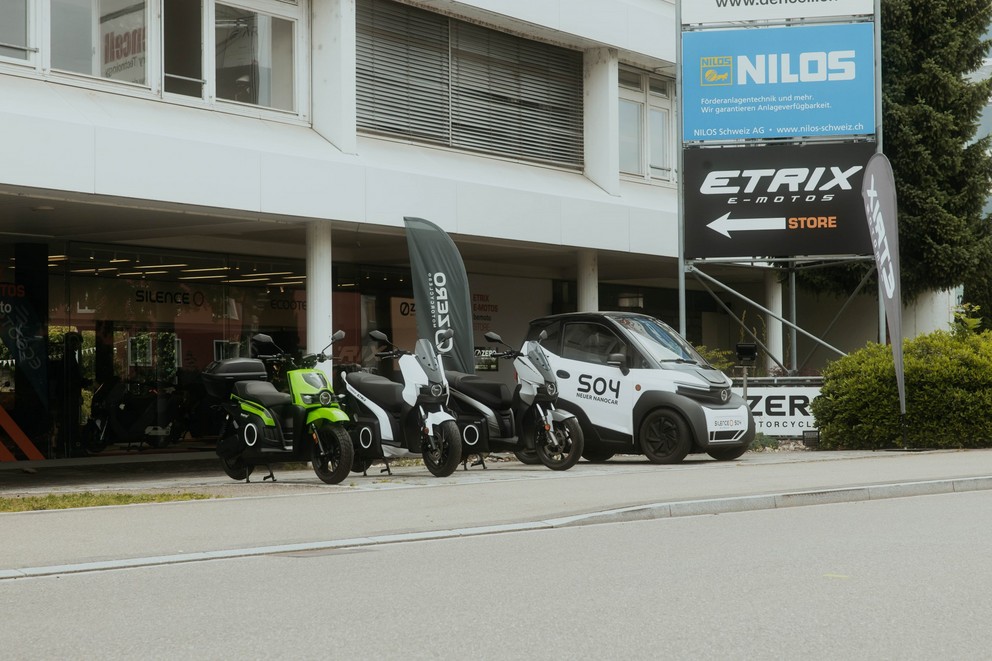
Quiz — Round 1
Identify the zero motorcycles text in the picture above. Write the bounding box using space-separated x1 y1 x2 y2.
430 272 454 352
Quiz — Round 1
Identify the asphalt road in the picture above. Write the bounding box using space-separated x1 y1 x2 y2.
3 489 992 660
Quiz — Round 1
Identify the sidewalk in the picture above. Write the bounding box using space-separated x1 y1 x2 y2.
3 448 992 579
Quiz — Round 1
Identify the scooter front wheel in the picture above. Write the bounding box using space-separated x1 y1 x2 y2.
311 424 354 485
536 416 584 471
422 420 462 477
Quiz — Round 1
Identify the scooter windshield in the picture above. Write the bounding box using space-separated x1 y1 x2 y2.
414 338 443 384
527 344 556 384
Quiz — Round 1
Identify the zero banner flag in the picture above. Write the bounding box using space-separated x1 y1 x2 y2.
403 216 475 374
861 153 906 415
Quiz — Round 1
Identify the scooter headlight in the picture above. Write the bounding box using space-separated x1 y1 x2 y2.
430 383 444 398
546 382 558 397
319 390 333 406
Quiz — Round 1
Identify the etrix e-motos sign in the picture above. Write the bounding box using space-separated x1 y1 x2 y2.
683 142 875 259
682 23 875 142
682 0 873 24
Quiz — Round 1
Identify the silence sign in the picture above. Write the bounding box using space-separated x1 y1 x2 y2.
683 142 875 259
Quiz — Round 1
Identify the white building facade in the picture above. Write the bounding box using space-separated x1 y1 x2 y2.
0 0 884 461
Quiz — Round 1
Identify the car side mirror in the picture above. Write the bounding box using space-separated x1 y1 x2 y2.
606 353 629 376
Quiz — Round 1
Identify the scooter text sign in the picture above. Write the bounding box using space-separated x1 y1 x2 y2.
683 142 875 259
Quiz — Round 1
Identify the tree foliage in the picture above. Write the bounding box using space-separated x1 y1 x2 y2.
798 0 992 308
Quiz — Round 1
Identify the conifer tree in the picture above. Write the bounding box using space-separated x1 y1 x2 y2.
799 0 992 311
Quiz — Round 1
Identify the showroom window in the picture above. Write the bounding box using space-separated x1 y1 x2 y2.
357 0 584 168
2 0 304 118
0 1 32 63
619 68 674 182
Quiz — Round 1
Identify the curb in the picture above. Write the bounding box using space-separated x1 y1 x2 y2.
3 475 991 580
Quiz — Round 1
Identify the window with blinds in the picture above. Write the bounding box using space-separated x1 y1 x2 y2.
356 0 583 168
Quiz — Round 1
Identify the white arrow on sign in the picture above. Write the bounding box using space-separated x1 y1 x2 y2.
707 212 787 238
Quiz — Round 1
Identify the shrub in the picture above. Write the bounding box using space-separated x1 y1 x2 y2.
811 329 992 450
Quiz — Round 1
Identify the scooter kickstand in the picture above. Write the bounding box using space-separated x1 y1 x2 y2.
263 465 277 482
473 454 487 469
380 461 392 476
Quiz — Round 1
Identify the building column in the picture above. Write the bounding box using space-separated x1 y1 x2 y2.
764 270 784 373
583 47 619 196
307 221 335 379
312 0 357 154
577 249 599 312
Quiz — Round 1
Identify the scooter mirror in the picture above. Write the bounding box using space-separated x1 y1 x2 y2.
369 329 388 343
331 329 346 342
252 333 275 344
438 328 454 341
538 329 548 341
484 331 503 344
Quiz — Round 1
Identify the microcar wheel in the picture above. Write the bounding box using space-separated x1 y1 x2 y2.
581 447 615 463
639 408 691 464
311 424 354 485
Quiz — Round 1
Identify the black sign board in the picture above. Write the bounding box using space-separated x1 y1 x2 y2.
683 142 875 259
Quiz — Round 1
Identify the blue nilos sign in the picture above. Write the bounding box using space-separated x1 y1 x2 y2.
403 216 475 374
681 23 875 142
861 153 905 415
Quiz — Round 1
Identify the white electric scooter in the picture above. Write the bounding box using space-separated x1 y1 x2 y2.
340 329 462 477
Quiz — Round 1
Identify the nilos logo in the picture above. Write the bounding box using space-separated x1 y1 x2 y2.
701 51 856 87
701 56 732 86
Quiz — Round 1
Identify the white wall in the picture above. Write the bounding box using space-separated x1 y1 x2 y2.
0 75 678 259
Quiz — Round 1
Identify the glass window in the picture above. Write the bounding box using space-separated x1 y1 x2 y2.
164 0 204 97
357 0 584 169
619 99 643 174
619 68 674 181
561 323 624 365
215 4 295 111
52 0 149 85
0 1 30 61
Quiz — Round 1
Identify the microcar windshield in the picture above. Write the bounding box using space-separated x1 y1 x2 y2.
607 314 708 366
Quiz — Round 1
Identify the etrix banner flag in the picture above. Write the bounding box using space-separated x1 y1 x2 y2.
682 23 875 142
682 0 874 24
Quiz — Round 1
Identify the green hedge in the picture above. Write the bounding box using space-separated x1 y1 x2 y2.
811 329 992 450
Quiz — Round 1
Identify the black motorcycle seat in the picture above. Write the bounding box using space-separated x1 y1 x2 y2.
233 380 292 408
445 371 512 409
346 372 405 409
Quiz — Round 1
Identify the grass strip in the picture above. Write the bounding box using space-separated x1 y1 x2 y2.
0 492 219 512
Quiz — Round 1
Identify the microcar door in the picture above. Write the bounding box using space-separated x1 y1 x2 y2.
553 321 634 436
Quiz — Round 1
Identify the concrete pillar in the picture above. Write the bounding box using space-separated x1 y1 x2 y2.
583 47 619 196
764 270 783 373
312 0 357 154
307 221 335 379
577 249 599 312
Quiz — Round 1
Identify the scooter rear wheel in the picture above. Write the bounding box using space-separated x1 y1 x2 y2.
311 424 354 485
221 456 254 481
